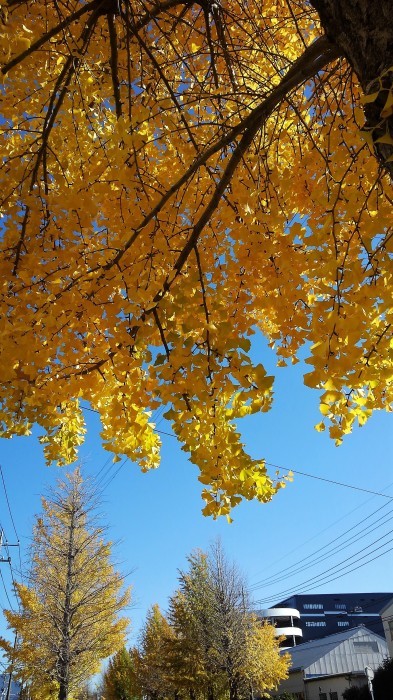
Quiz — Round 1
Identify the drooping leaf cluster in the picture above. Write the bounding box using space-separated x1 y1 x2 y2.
0 470 130 700
0 0 392 515
128 546 288 700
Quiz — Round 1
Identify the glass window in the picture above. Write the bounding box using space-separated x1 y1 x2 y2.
319 694 327 700
353 641 379 653
303 603 323 610
330 693 338 700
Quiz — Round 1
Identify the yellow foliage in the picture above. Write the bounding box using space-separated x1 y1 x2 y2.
0 470 130 699
0 0 392 514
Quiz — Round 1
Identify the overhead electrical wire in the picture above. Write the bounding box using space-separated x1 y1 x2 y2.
250 479 393 582
80 403 393 500
0 465 20 541
80 402 393 593
255 536 393 605
0 568 14 611
250 500 393 591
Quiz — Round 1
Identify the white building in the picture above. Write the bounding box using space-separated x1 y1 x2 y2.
271 626 388 700
259 607 302 648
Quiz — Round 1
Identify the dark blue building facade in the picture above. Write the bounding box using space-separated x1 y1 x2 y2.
274 592 393 643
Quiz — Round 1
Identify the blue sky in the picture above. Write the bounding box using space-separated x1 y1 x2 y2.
1 336 393 659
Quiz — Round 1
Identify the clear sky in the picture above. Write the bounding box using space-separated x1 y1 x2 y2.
1 335 393 661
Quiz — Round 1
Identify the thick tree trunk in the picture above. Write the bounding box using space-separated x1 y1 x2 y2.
310 0 393 176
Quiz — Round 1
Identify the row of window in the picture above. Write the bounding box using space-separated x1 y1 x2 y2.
305 620 350 627
319 693 338 700
302 603 364 612
303 603 323 610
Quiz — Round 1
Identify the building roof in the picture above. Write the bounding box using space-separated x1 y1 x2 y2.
284 626 388 678
379 596 393 614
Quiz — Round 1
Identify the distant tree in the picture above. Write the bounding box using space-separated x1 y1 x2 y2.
167 552 226 700
206 542 288 700
103 648 138 700
372 657 393 700
132 605 174 700
167 544 288 700
0 470 130 700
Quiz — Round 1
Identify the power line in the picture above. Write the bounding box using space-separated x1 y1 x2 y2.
80 403 393 500
255 536 393 605
0 465 20 541
266 462 393 501
250 500 393 591
0 568 14 611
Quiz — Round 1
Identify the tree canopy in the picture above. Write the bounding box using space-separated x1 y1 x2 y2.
0 0 392 515
131 546 288 700
0 470 130 700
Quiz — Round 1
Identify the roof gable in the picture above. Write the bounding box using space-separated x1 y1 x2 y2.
286 626 388 676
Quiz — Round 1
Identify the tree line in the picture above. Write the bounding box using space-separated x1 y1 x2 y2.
103 545 288 700
0 472 287 700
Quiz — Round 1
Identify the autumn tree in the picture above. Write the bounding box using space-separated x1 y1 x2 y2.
0 0 393 515
103 648 138 700
0 470 130 700
132 605 174 700
167 545 288 700
167 552 225 700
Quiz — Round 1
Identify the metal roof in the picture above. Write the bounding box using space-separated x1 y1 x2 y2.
284 626 388 677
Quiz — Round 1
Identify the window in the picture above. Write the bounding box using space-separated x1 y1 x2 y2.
304 603 323 610
353 641 379 653
305 621 326 627
319 694 327 700
337 621 349 627
329 693 338 700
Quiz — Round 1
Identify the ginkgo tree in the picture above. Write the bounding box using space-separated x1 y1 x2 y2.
0 470 130 700
0 0 392 516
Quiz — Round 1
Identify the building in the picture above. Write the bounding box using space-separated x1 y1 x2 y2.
259 606 303 648
272 626 388 700
0 675 20 700
261 593 393 646
380 596 393 658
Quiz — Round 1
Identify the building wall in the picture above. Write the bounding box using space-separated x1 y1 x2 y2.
380 598 393 658
273 593 393 643
272 672 369 700
305 674 367 700
271 670 304 696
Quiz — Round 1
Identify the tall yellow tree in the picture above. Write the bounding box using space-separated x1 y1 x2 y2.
132 605 174 700
0 0 392 515
0 470 130 700
134 546 288 700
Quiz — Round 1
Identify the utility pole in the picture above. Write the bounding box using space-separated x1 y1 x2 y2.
0 529 10 564
365 666 375 700
0 528 19 700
